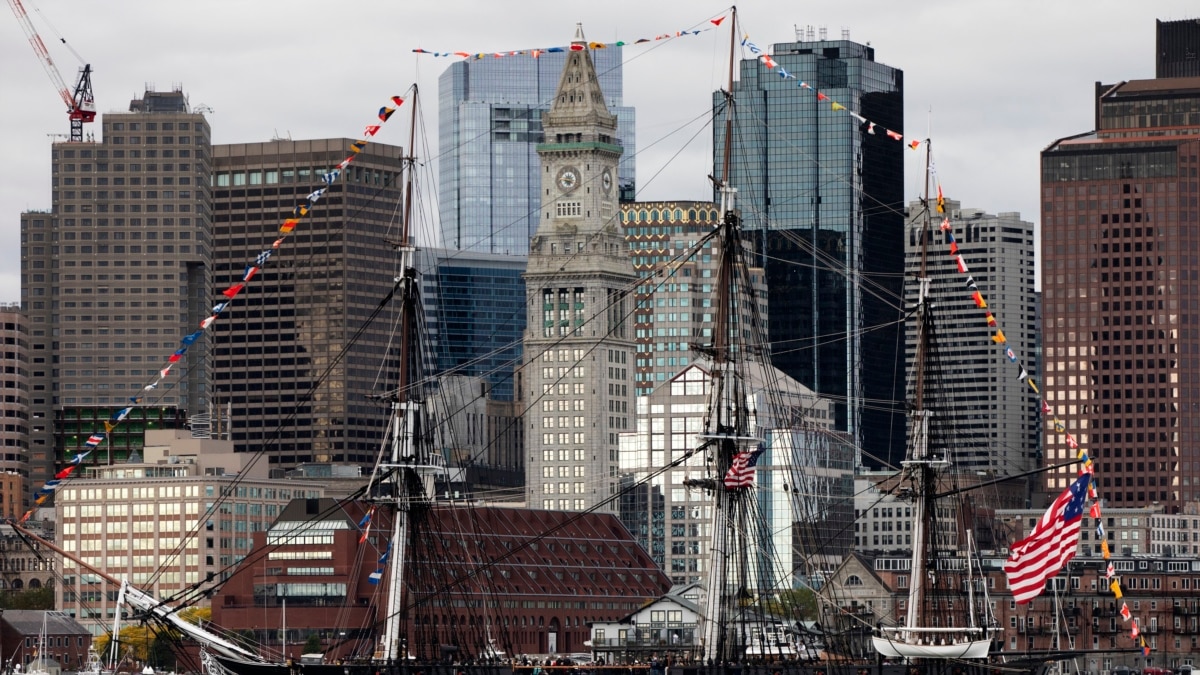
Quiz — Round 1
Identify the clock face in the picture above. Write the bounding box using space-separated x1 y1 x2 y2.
601 169 613 193
557 166 580 192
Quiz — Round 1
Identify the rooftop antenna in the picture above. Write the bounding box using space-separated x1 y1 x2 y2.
818 25 827 41
841 27 850 40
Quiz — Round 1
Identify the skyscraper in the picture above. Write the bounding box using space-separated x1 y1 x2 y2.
1156 18 1200 78
1041 76 1200 509
619 201 767 396
714 35 906 468
417 247 527 401
210 139 405 468
0 306 28 518
523 27 635 512
903 199 1039 476
21 88 211 487
438 46 635 254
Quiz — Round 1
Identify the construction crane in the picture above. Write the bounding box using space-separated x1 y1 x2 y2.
8 0 94 142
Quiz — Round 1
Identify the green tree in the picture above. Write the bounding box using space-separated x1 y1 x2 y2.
303 633 323 654
764 588 819 622
0 587 55 609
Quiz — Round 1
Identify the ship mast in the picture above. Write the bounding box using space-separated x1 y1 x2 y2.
373 84 441 663
698 7 764 664
902 140 940 638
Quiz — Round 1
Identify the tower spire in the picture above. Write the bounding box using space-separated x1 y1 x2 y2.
546 25 615 128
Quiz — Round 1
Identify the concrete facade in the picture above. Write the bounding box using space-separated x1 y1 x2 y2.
903 199 1039 476
21 88 212 490
523 30 636 512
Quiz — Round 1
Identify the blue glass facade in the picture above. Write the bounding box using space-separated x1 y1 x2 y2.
417 249 527 401
714 39 906 468
438 49 636 254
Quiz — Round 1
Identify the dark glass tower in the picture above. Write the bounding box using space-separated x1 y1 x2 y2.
1156 18 1200 78
438 48 635 254
416 248 527 401
714 37 906 468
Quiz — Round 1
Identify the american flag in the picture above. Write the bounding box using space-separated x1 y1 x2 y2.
722 448 765 490
1003 474 1089 604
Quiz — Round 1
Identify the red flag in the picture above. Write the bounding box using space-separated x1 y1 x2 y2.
949 240 959 254
1089 502 1101 518
909 140 921 150
955 255 968 273
1066 434 1078 449
1120 603 1131 621
55 465 77 480
569 44 584 51
223 283 245 299
391 96 404 106
711 16 725 26
1004 475 1089 603
816 92 828 101
886 130 902 141
1040 400 1051 415
972 291 986 308
280 219 298 233
761 55 776 69
1131 619 1139 638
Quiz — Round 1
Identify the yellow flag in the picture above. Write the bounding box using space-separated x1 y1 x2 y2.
1110 580 1122 599
1101 539 1111 558
1028 378 1040 394
831 102 845 111
991 330 1006 344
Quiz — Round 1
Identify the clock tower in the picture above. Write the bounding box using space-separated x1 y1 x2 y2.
524 24 636 512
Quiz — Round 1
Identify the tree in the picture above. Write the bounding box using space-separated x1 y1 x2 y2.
763 588 819 622
0 587 55 609
303 633 323 654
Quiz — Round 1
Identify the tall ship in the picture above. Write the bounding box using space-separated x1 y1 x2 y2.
12 12 1117 675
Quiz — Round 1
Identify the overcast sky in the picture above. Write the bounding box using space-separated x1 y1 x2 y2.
1 0 1196 304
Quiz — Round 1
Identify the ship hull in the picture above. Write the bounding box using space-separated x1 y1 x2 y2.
209 657 1049 675
871 635 992 659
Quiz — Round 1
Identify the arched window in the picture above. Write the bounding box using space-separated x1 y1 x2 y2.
845 575 863 586
639 210 648 222
674 209 683 221
651 209 660 222
688 209 697 221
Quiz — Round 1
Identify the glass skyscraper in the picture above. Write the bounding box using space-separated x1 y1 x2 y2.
714 37 906 468
438 48 636 254
416 248 527 401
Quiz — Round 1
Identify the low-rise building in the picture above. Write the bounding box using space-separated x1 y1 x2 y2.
0 610 91 671
55 429 323 635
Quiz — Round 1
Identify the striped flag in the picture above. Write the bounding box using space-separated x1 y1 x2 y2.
723 448 765 490
1003 474 1089 603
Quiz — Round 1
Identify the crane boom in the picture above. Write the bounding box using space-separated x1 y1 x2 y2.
7 0 95 141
